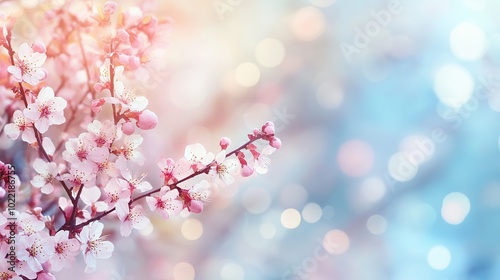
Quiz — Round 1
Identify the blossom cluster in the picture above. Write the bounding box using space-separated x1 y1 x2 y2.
0 1 280 279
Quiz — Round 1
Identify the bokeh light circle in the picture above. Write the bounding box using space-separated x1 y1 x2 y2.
441 192 470 225
427 245 451 270
434 64 474 108
281 208 302 229
450 22 486 61
291 7 326 41
235 63 261 87
181 219 203 240
323 229 350 255
301 203 323 223
366 215 387 235
255 38 286 68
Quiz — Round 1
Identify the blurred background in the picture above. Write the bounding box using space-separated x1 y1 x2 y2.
5 0 500 279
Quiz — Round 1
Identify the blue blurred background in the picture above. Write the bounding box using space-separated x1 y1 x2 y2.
7 0 500 279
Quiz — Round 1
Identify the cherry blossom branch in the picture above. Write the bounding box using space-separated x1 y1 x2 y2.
70 136 263 231
4 35 76 205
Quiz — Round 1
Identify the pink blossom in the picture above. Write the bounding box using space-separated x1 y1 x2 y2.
7 42 47 85
17 233 54 272
18 212 45 236
116 205 150 236
48 230 80 272
113 81 148 112
81 187 108 215
253 146 276 175
86 120 116 147
117 134 145 164
77 222 114 273
184 143 214 171
62 134 109 169
157 157 189 185
4 110 36 143
0 258 21 279
30 158 58 194
210 150 239 186
103 178 131 207
23 87 67 133
146 187 182 220
62 165 96 188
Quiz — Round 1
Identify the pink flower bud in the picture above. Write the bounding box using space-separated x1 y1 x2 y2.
189 200 203 214
219 137 231 150
269 136 281 149
136 109 158 130
91 98 106 113
263 125 275 135
32 41 46 53
121 121 135 135
241 164 254 177
103 1 117 15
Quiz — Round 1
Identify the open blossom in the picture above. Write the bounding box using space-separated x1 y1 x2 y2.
23 87 67 133
116 134 145 165
62 134 109 169
81 187 108 215
4 110 36 143
17 233 54 272
86 120 116 147
210 150 239 186
49 230 80 272
146 187 182 220
157 157 189 185
184 143 214 171
116 204 150 236
103 178 131 207
94 60 123 92
0 258 21 280
253 146 276 175
18 212 45 236
30 158 58 194
112 81 148 112
187 180 212 213
7 42 47 85
62 165 96 188
77 222 114 273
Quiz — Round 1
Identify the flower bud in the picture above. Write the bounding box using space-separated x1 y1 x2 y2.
32 41 46 53
269 136 282 149
189 200 203 214
219 137 231 150
121 121 135 135
136 109 158 130
241 164 254 177
91 98 106 113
